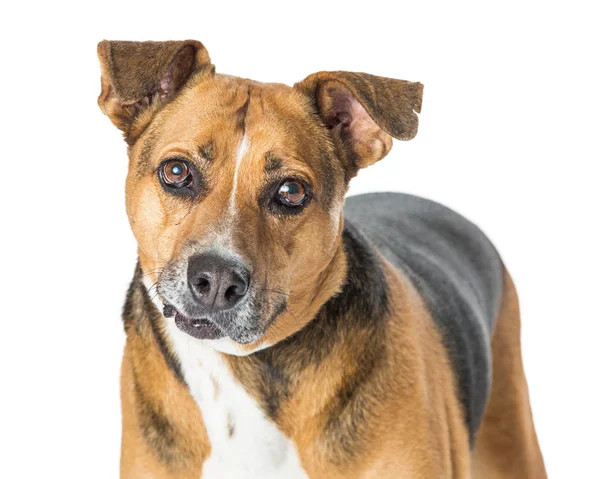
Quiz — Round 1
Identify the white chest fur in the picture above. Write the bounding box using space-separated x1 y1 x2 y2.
165 320 309 479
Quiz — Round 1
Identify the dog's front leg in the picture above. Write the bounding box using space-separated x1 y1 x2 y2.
119 338 209 478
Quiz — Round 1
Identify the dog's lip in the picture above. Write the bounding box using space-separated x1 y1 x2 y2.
163 303 226 341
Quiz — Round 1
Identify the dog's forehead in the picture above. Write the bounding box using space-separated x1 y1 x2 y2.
134 75 326 170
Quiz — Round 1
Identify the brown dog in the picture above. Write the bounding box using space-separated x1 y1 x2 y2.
97 39 546 478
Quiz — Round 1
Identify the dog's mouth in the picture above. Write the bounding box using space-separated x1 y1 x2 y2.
163 304 226 341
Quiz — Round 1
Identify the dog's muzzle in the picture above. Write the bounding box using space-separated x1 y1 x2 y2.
162 252 251 341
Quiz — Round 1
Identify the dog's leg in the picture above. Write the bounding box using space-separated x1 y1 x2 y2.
120 343 167 478
119 336 209 478
471 270 547 479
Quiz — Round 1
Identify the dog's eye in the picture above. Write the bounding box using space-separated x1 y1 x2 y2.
277 180 307 207
160 159 192 188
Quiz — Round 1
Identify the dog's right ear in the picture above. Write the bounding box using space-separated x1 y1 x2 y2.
97 40 213 143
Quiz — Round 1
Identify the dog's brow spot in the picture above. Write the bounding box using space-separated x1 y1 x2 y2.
137 134 159 176
198 140 215 161
264 152 283 173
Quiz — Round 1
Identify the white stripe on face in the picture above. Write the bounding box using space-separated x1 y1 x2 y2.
229 134 249 216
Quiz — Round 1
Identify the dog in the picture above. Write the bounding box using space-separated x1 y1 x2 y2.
97 39 547 478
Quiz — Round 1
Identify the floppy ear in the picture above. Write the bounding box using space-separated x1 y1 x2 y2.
97 40 213 142
295 72 423 176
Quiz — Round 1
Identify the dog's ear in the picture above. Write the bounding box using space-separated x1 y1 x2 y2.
97 40 213 143
295 72 423 176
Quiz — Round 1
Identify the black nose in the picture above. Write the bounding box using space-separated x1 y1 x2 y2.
187 253 250 313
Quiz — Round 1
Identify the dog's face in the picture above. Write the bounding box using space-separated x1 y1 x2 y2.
126 76 347 349
98 40 422 354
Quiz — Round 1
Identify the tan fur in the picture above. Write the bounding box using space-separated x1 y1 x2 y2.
471 270 547 479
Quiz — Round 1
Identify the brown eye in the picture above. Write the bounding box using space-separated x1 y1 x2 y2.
160 159 192 187
278 180 306 206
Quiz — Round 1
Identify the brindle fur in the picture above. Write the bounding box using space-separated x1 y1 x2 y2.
98 40 546 478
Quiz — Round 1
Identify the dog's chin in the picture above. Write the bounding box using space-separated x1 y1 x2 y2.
173 311 227 341
165 304 262 344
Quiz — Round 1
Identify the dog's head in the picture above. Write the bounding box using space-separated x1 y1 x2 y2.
98 40 422 354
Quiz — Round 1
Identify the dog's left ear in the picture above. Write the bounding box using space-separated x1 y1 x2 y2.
295 72 423 176
97 40 213 143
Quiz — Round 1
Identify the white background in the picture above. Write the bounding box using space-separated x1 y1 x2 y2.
1 1 598 477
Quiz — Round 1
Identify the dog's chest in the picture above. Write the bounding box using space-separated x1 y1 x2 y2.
166 322 308 479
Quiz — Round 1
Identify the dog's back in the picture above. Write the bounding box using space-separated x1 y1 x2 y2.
345 192 504 442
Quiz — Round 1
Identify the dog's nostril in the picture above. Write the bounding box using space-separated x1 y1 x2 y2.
192 276 211 295
225 284 241 302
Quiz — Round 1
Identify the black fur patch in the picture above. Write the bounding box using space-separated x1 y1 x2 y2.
255 352 291 421
227 414 235 438
323 222 389 325
135 126 159 176
198 140 215 161
264 152 283 172
123 264 185 384
235 87 251 133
